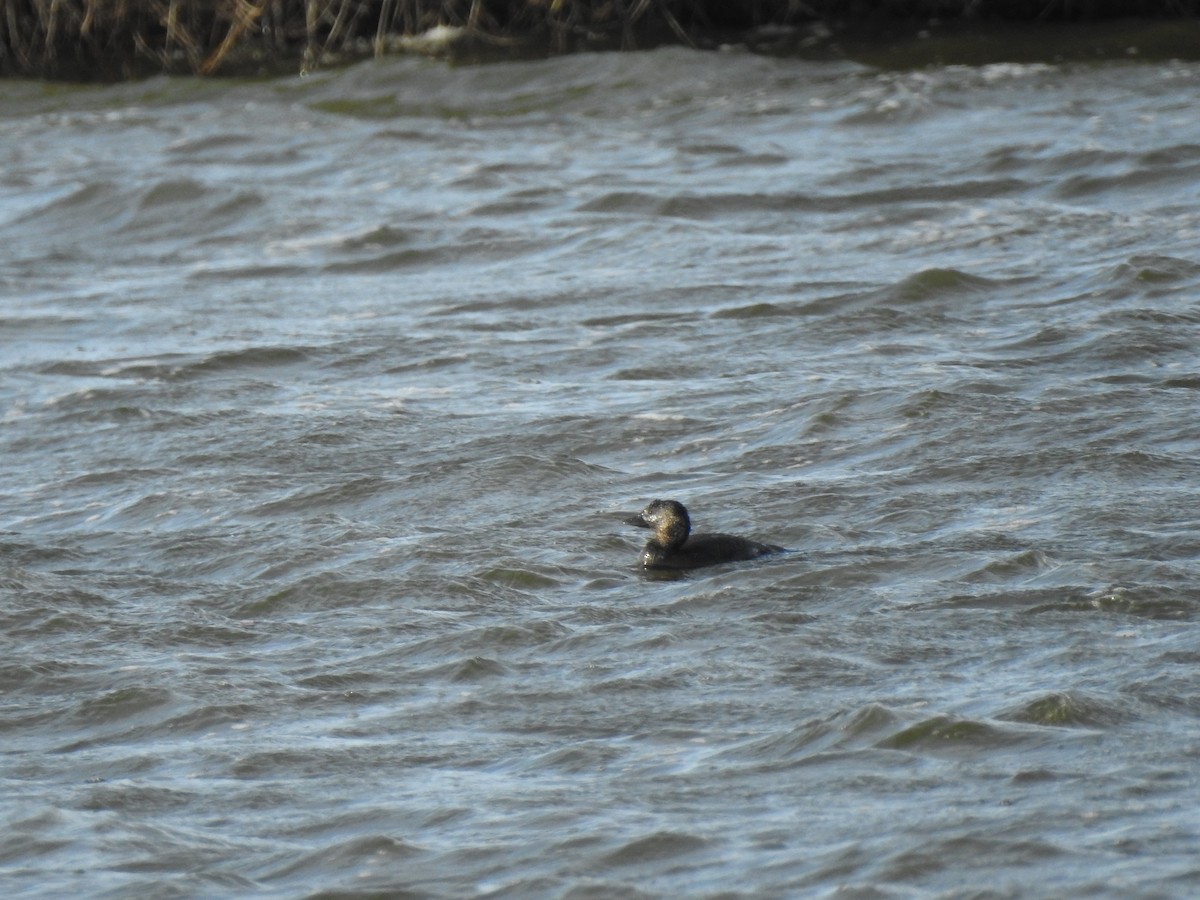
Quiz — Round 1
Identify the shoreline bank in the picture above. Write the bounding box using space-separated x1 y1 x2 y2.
5 1 1200 80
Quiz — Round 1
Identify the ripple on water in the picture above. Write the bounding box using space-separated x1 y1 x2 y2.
3 49 1200 900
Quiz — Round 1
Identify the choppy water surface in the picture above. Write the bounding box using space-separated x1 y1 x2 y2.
3 47 1200 898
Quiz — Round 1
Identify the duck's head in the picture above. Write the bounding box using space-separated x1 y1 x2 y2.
626 499 691 551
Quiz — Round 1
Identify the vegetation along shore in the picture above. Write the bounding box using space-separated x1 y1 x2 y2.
5 0 1200 80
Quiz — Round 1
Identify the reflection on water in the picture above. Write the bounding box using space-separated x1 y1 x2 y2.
2 48 1200 897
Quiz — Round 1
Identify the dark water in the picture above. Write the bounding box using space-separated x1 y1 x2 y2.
3 48 1200 898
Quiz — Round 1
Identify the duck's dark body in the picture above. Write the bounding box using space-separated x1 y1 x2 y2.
626 499 783 570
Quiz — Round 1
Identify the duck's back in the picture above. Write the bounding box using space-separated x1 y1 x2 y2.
643 532 783 570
